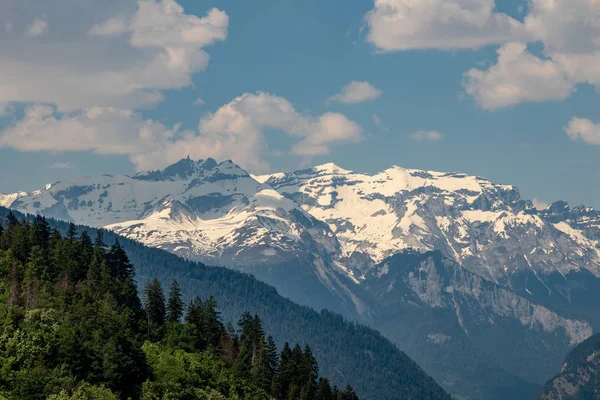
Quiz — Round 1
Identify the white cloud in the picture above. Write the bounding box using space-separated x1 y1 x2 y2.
0 0 228 111
463 0 600 109
0 93 363 173
88 15 127 37
365 0 527 51
25 18 48 37
565 117 600 146
372 114 390 133
0 105 178 157
51 162 74 169
531 198 549 210
184 92 363 171
193 97 205 105
463 42 574 110
410 130 443 141
328 81 382 104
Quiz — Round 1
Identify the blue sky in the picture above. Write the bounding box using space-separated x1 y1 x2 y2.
0 0 599 208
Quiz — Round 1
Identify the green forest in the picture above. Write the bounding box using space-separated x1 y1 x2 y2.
0 212 360 399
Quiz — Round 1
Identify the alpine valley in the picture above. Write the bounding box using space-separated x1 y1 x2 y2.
4 157 600 400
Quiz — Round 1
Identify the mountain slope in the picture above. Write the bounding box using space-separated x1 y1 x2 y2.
0 206 451 400
536 334 600 400
5 159 600 399
360 251 590 399
260 164 600 290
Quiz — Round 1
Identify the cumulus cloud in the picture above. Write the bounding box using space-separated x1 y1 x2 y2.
0 0 228 111
410 130 444 142
463 42 573 110
363 0 600 110
565 118 600 146
0 93 363 173
328 81 382 104
193 97 205 105
25 18 48 37
0 105 179 157
463 0 600 109
364 0 527 51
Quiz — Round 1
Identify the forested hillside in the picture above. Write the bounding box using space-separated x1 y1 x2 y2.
536 333 600 400
0 207 451 400
0 212 362 399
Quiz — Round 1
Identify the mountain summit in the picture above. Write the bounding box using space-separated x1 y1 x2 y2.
5 158 600 399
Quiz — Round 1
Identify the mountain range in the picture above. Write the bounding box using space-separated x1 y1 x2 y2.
3 157 600 399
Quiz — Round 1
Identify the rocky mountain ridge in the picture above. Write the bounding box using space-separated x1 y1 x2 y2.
4 158 600 400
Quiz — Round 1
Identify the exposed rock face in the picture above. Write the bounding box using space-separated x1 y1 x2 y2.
6 159 600 400
537 334 600 400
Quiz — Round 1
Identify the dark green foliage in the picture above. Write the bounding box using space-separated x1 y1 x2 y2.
166 279 184 323
142 278 166 339
0 207 451 400
0 211 356 400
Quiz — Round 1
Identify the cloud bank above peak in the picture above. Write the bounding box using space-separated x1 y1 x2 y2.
0 92 363 174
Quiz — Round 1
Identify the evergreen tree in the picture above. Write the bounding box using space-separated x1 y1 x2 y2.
66 223 77 242
166 279 184 323
316 378 334 400
1 210 19 249
143 278 166 339
107 239 134 280
30 215 50 251
184 296 206 351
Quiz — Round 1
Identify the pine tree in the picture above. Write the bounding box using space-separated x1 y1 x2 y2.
30 215 50 251
266 335 279 380
339 385 359 400
251 335 271 393
1 210 19 249
302 345 318 386
278 342 293 399
143 278 166 339
166 279 184 323
316 378 334 400
107 239 134 280
220 323 238 363
184 296 207 351
203 296 223 348
66 222 77 242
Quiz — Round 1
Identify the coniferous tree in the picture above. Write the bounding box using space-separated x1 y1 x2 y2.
184 296 206 351
0 211 364 400
107 239 134 280
143 278 166 339
266 335 279 382
30 215 50 251
278 342 293 399
166 279 184 323
203 296 223 348
316 378 334 400
339 385 359 400
1 210 19 249
220 322 239 363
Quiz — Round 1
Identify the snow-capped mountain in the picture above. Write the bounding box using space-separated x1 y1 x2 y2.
259 164 600 297
9 158 339 266
4 158 600 399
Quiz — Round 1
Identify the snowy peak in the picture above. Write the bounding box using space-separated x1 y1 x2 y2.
133 157 219 182
262 163 598 284
4 158 600 289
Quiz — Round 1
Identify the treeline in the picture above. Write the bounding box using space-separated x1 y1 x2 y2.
0 212 357 399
